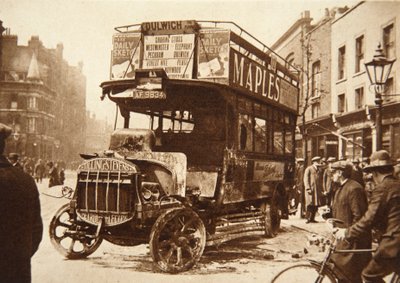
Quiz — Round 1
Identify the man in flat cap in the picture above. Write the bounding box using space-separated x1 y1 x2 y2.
330 160 371 283
303 156 323 223
334 150 400 283
0 123 43 283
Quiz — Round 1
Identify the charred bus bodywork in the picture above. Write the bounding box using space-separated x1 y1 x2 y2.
49 20 300 273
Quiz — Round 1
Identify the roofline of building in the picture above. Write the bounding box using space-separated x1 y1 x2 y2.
271 16 313 50
306 16 331 36
332 1 365 25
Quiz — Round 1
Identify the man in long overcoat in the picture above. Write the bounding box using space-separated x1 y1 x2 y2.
303 156 323 223
295 158 305 218
334 150 400 282
330 161 371 283
0 123 43 283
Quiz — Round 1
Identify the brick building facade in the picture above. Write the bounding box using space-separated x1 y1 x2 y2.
272 1 400 163
0 26 86 165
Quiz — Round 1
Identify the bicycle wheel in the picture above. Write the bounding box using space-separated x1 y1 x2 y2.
271 263 336 283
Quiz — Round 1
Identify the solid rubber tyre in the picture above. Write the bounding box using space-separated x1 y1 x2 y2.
149 208 206 273
49 203 103 259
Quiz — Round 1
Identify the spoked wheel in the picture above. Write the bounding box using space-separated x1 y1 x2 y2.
271 263 336 283
149 208 206 273
49 204 103 259
260 199 281 238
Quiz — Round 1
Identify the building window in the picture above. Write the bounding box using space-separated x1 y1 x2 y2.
383 23 395 59
355 87 364 110
311 60 321 97
27 117 36 133
344 132 363 160
355 35 364 73
27 96 38 110
10 93 18 109
338 46 346 80
311 102 320 119
384 77 394 103
338 93 345 113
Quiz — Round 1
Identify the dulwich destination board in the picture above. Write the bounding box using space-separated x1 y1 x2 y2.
143 34 195 79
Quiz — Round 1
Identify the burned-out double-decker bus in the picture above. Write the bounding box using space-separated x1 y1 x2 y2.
49 20 299 273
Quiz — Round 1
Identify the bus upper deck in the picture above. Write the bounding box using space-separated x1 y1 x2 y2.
101 20 299 115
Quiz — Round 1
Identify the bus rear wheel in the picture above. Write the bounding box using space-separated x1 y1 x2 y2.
149 208 206 273
260 200 281 238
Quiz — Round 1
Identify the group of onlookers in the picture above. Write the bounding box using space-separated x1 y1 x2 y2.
7 152 66 188
293 152 400 282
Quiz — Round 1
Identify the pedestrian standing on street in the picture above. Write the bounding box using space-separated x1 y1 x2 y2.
333 150 400 283
303 156 323 223
59 167 65 185
351 158 365 186
323 157 336 207
0 123 43 283
47 161 61 188
8 152 22 169
330 160 371 283
34 159 45 183
295 158 306 218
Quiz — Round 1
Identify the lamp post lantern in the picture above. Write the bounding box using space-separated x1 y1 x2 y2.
364 43 396 151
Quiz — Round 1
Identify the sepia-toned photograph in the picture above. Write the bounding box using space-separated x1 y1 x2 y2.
1 0 400 282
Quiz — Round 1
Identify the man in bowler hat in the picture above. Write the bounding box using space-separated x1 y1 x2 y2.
0 123 43 283
334 150 400 282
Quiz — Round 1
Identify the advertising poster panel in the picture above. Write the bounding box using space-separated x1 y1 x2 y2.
111 33 141 79
143 34 195 79
197 30 230 78
229 49 298 112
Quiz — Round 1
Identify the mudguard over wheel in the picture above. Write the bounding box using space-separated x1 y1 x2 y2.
49 203 103 259
149 208 206 273
260 200 281 238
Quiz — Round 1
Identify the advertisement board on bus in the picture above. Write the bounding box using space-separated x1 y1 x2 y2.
197 30 230 79
111 33 141 79
229 49 298 112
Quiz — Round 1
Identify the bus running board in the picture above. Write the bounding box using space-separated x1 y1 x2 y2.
206 210 265 246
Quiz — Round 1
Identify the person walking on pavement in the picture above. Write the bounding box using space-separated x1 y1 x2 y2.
0 123 43 283
47 161 61 188
323 157 336 208
303 156 323 223
330 160 371 283
333 150 400 283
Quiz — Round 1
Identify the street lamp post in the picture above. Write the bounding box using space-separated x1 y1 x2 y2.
364 43 396 151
